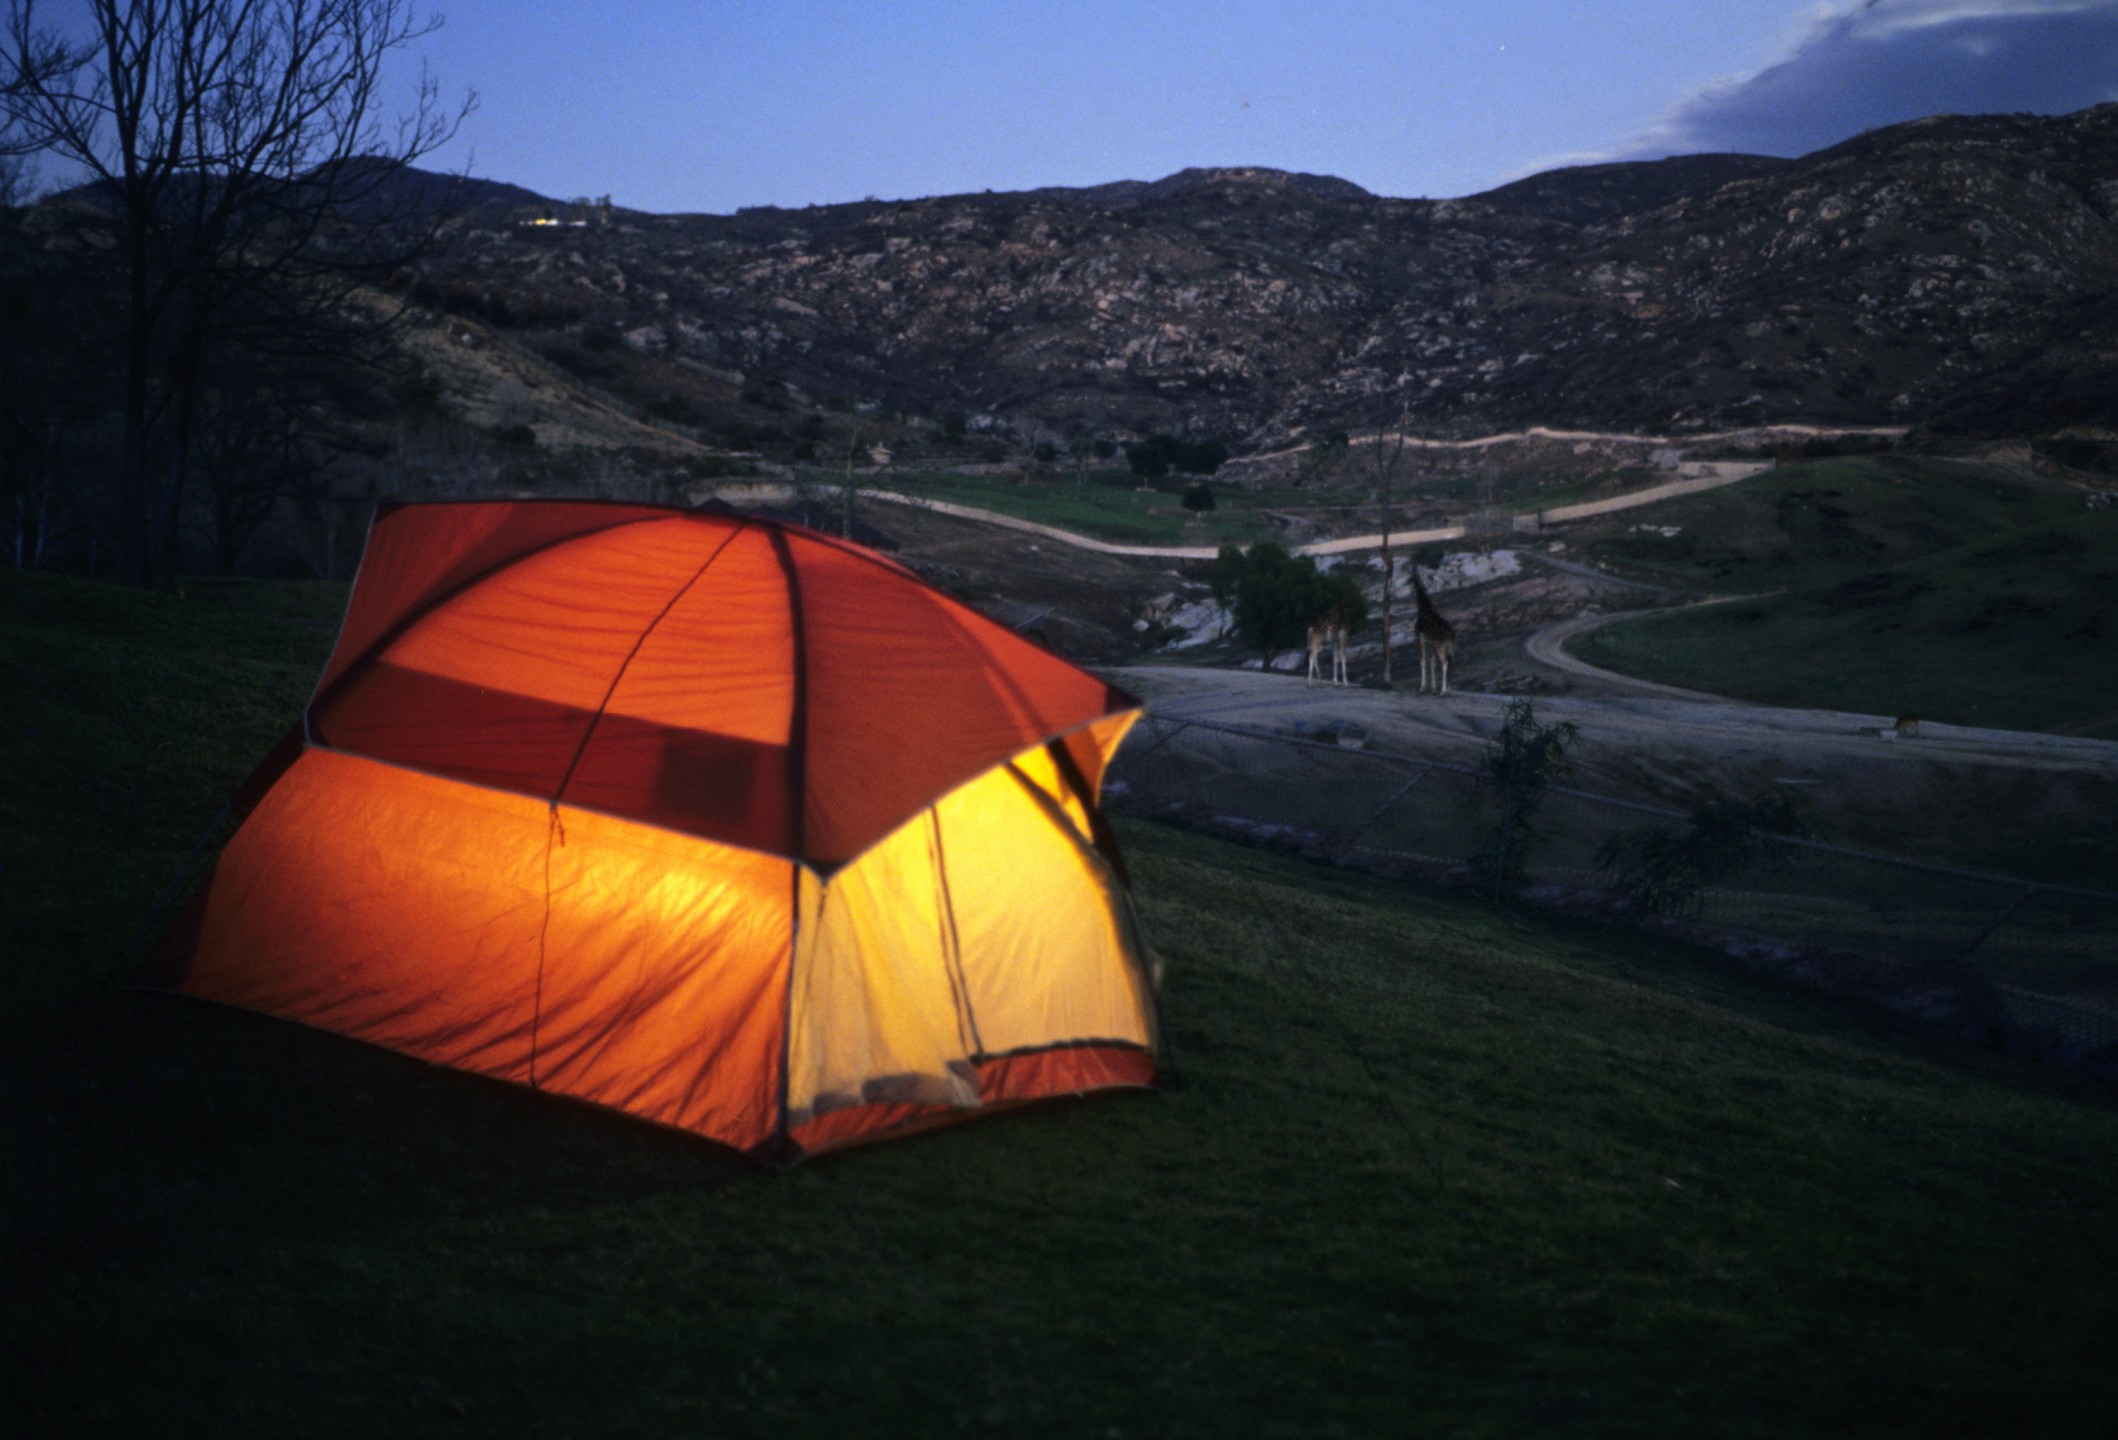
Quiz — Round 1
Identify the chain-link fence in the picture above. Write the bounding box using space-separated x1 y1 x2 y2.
1108 713 2118 1063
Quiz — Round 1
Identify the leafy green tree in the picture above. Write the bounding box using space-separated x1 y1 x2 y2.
1181 483 1215 512
1181 437 1229 474
1205 543 1247 616
1127 435 1173 480
1211 542 1366 665
1127 432 1228 480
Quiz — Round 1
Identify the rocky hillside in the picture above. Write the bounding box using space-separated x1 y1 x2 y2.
407 104 2118 454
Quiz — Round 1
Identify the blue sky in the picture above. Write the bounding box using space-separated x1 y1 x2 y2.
46 0 2118 212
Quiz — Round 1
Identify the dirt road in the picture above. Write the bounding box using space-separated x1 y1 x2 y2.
856 458 1782 561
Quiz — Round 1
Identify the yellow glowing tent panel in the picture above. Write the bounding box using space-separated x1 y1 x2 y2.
153 501 1158 1162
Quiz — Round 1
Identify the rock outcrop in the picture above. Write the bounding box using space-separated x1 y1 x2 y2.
415 104 2118 448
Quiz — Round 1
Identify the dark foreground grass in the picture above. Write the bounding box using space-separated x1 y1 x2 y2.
1573 509 2118 738
8 570 2118 1438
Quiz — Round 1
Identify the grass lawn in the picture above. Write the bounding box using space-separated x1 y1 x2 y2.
877 469 1311 547
9 569 2118 1438
1573 455 2085 594
877 466 1675 548
1572 509 2118 739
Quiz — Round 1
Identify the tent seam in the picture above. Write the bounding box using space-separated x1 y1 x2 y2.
307 510 681 734
531 518 750 1093
768 526 810 1164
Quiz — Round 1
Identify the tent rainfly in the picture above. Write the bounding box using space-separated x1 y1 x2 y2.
150 501 1160 1163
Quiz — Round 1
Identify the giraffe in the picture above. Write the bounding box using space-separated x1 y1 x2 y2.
1411 566 1456 696
1306 603 1349 687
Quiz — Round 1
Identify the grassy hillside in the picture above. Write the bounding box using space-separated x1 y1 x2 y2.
1574 455 2084 593
8 569 2118 1437
0 570 347 1016
1573 509 2118 738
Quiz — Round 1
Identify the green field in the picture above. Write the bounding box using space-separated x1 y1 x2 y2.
1574 455 2085 593
877 464 1670 548
9 569 2118 1437
1573 509 2118 739
877 469 1310 546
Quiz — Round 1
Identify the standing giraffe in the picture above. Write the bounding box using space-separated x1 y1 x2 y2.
1411 567 1456 696
1306 604 1349 687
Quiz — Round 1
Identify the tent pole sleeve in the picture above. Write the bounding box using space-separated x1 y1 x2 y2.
769 528 810 1164
774 864 801 1165
1046 738 1132 890
552 522 749 806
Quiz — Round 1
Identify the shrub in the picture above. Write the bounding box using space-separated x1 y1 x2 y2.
644 394 702 426
689 454 756 479
1127 432 1229 480
1182 483 1216 512
1597 790 1819 917
1474 700 1577 901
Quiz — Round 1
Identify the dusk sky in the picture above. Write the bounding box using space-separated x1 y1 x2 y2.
213 1 2118 211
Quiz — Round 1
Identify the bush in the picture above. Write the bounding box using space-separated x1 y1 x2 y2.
644 394 702 426
689 454 757 479
1182 483 1216 512
1127 432 1229 479
489 422 537 448
1475 700 1577 901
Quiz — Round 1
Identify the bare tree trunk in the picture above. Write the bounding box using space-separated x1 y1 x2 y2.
1380 531 1392 685
4 0 470 585
1369 404 1409 685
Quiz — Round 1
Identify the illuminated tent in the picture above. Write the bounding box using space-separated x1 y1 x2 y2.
154 501 1158 1163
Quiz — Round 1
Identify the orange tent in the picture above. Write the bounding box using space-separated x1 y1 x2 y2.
154 501 1159 1163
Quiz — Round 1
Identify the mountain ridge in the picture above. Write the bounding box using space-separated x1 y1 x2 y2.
380 101 2118 452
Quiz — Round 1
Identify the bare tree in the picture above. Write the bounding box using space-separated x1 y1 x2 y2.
839 420 872 538
1 0 470 583
0 152 28 206
1363 404 1410 684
